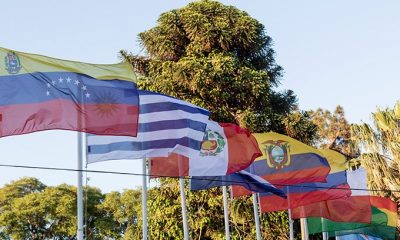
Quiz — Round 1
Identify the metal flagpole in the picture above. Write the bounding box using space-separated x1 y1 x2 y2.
142 158 148 240
222 186 230 240
321 217 329 240
300 218 309 240
288 209 294 240
179 178 190 240
77 132 84 240
252 193 262 240
287 186 294 240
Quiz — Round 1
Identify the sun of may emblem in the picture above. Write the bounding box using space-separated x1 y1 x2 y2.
93 92 120 118
4 52 22 74
262 140 291 169
200 129 225 157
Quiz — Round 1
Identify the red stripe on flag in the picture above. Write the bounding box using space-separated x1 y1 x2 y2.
258 184 351 212
291 196 372 223
150 153 189 177
370 196 397 212
264 167 331 185
0 99 138 137
221 123 262 174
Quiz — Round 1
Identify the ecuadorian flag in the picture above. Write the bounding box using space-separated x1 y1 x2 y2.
255 149 350 212
0 47 139 137
232 131 330 196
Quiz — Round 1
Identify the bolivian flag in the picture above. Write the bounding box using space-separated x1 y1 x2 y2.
307 196 398 240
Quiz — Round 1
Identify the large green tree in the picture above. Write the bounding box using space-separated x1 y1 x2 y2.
120 1 318 239
123 0 298 132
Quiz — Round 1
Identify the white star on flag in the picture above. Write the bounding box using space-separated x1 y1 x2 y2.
74 80 80 85
85 92 90 98
52 80 56 85
82 85 87 91
46 91 50 96
66 77 72 83
58 77 63 83
47 83 51 88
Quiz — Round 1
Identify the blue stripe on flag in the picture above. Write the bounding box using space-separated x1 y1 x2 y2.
140 102 209 115
88 137 201 154
190 171 286 198
86 90 210 162
138 119 206 132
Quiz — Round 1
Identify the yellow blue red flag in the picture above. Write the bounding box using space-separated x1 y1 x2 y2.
0 47 139 137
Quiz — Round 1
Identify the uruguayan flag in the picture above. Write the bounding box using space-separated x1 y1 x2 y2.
87 90 210 163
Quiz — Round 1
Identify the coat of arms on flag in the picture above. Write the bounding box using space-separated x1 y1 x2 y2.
4 51 21 74
262 140 291 169
200 128 226 156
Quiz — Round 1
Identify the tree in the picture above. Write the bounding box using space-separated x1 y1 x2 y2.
122 0 298 133
351 102 400 232
118 1 321 239
97 189 142 239
309 106 358 157
0 178 108 240
351 102 400 200
0 183 77 239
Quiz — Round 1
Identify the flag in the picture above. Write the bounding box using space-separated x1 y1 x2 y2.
0 47 139 137
307 196 398 240
189 170 286 198
247 149 351 212
236 132 330 186
87 90 210 163
335 234 383 240
291 167 372 223
149 121 261 176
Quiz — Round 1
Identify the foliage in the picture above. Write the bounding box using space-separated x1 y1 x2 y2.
122 0 299 133
309 106 358 156
282 110 318 146
0 178 108 240
120 1 319 239
352 102 400 206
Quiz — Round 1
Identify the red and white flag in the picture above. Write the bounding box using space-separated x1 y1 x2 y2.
150 121 262 177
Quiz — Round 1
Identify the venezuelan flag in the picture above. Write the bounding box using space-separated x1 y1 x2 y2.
0 47 139 137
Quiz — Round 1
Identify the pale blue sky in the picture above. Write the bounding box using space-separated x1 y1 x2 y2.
1 0 399 192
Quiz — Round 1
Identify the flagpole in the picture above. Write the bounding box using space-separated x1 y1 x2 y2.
287 186 294 240
300 218 309 240
222 186 230 240
252 193 262 240
142 158 148 240
288 209 294 240
179 178 190 240
77 132 84 240
322 232 329 240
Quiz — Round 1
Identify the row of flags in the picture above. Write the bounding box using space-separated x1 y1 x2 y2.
1 47 398 239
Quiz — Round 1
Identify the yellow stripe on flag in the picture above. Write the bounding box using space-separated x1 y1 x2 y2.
319 149 347 173
253 132 325 161
0 47 136 82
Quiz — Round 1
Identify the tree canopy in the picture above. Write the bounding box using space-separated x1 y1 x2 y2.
123 0 299 133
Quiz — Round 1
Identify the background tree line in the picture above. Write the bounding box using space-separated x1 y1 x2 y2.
0 0 397 239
